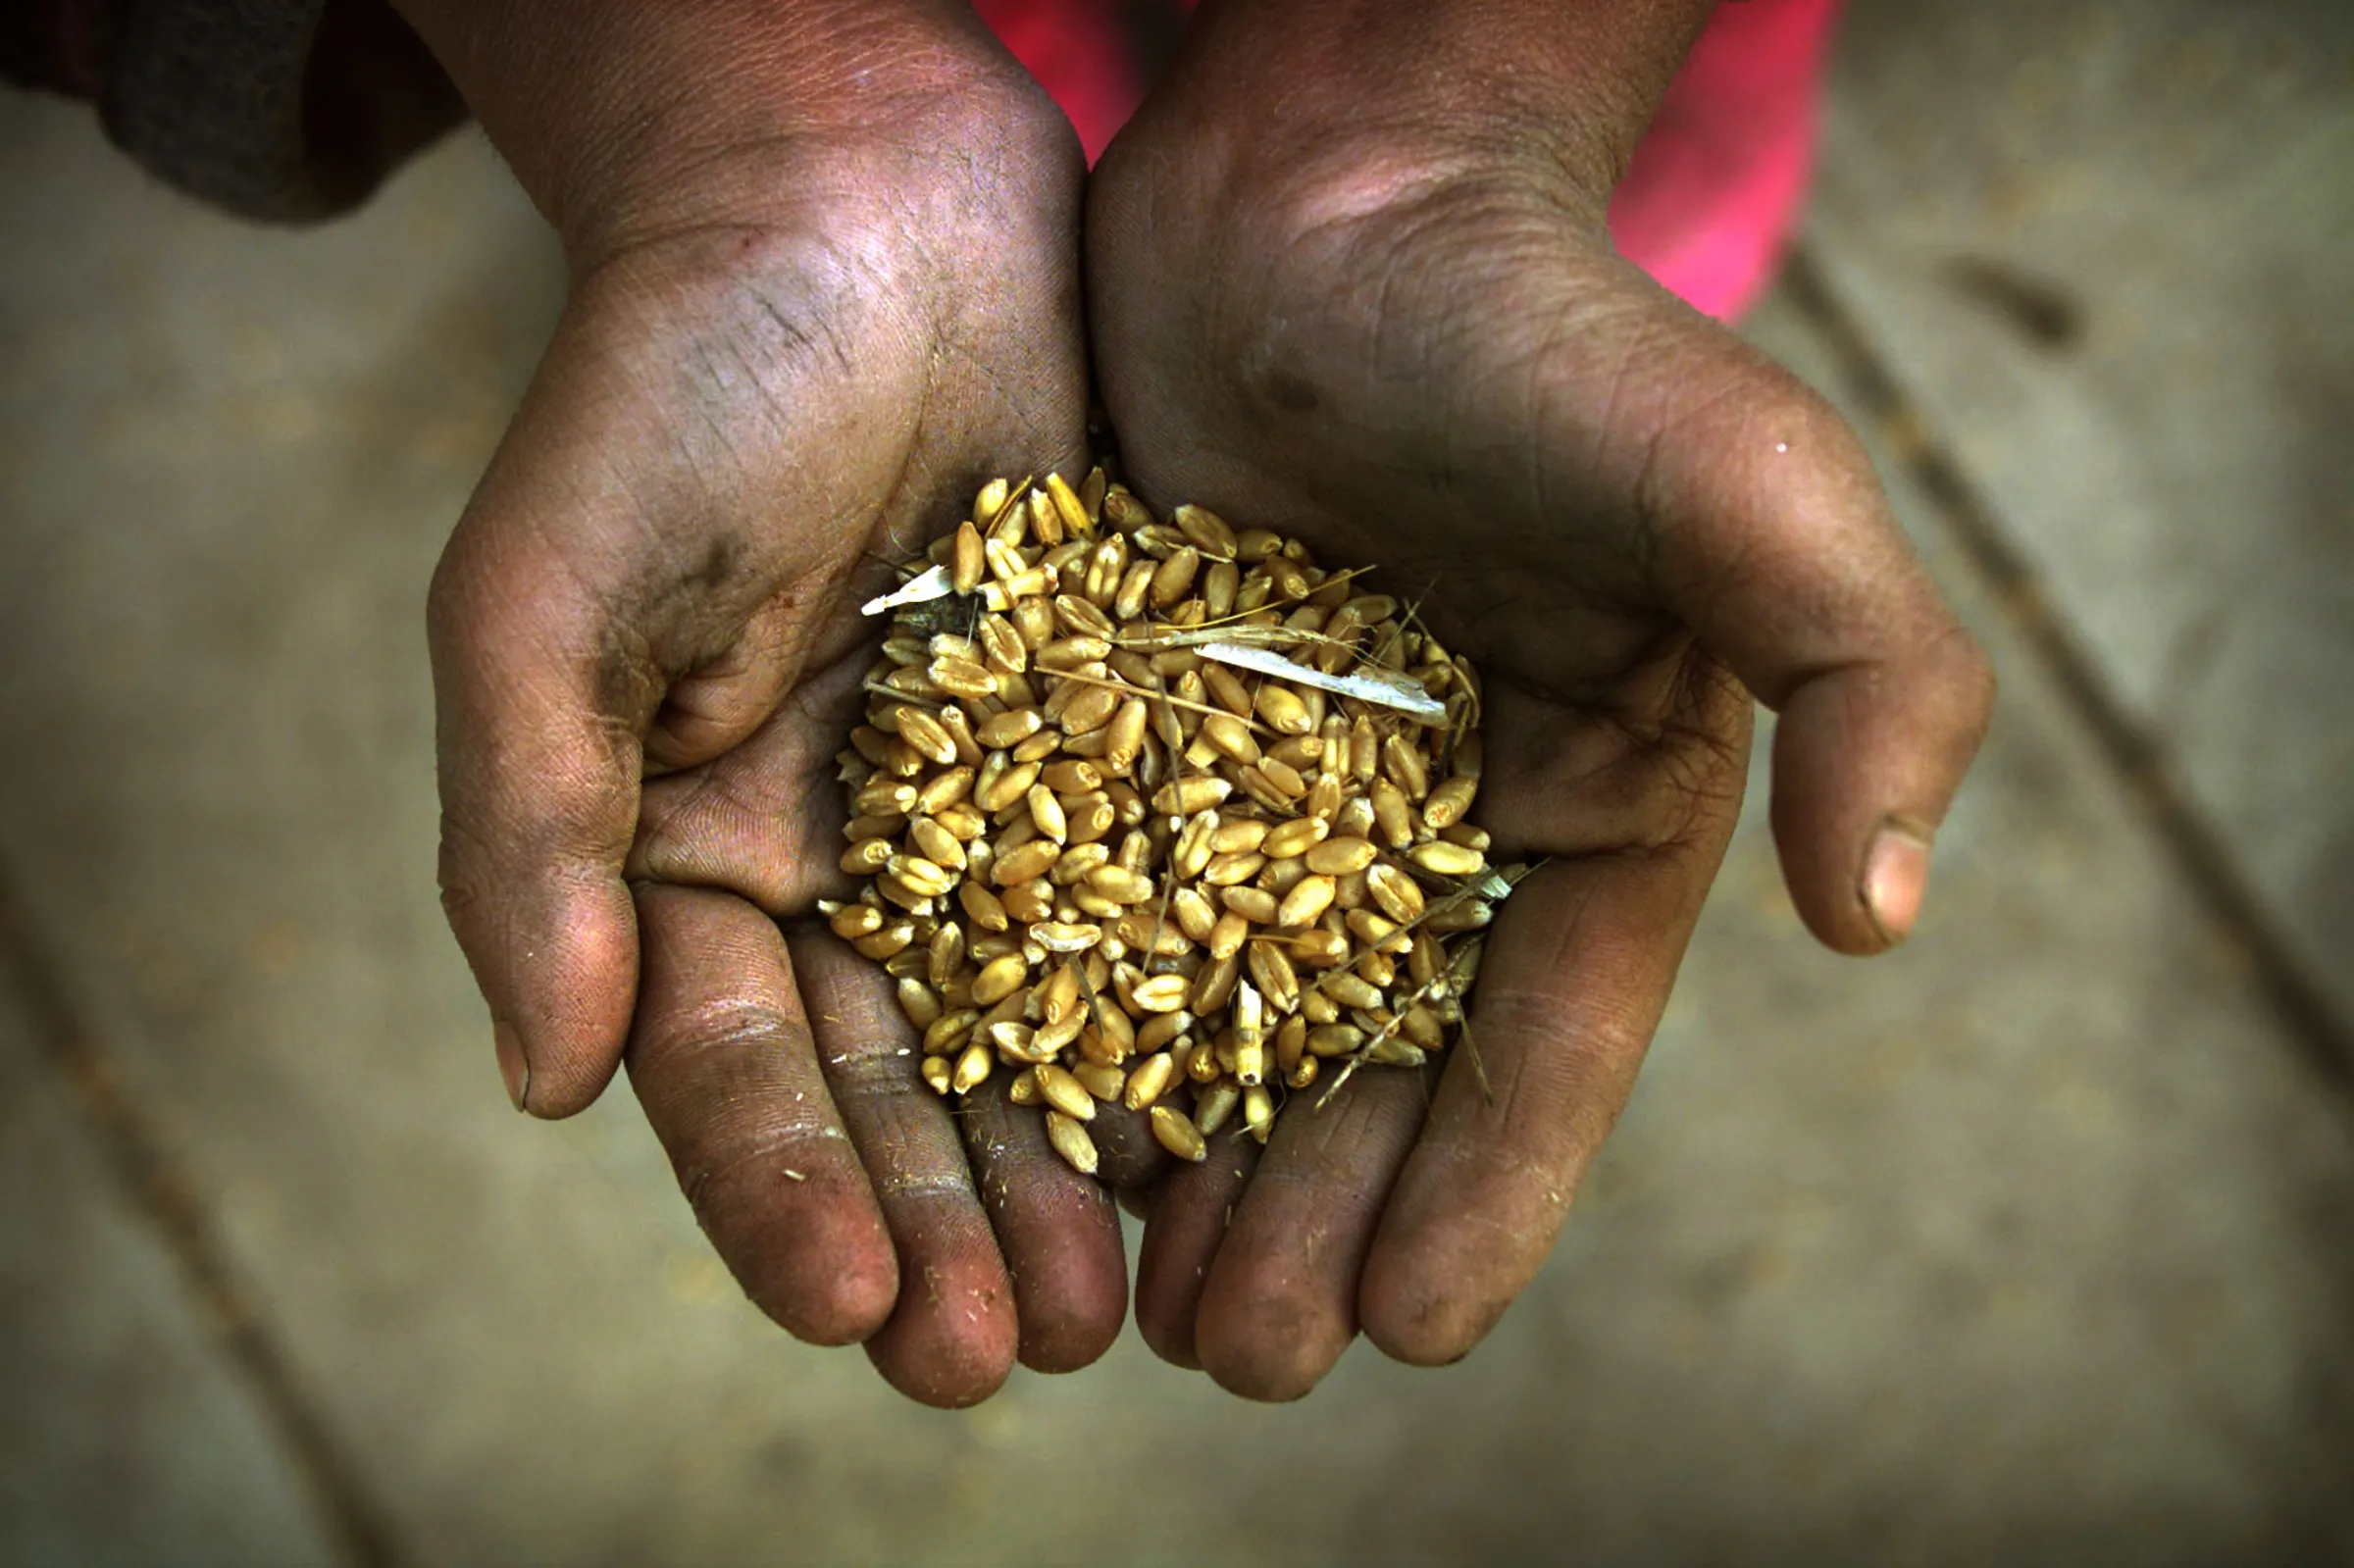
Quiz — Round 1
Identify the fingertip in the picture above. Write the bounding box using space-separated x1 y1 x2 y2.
1134 1138 1260 1373
1135 1300 1204 1371
463 875 640 1119
1015 1243 1127 1375
735 1183 902 1347
957 1084 1129 1376
863 1230 1020 1408
868 1333 1015 1409
1767 633 1993 956
1195 1281 1350 1402
1358 1243 1510 1368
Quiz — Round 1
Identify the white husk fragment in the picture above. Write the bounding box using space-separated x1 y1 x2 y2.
1195 640 1448 721
860 563 954 616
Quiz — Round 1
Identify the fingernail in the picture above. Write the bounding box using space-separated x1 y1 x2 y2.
1861 818 1934 948
493 1022 532 1113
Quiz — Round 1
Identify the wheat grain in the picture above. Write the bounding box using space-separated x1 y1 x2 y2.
838 468 1509 1180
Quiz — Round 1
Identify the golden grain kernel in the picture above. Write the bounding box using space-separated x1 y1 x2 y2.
1219 885 1280 925
1045 1108 1100 1174
1118 1052 1174 1112
1037 634 1111 671
1421 774 1478 830
1203 819 1262 856
1187 1037 1224 1083
1288 929 1351 969
1272 1013 1309 1076
1277 874 1337 929
840 838 895 876
1129 1010 1187 1057
1305 1023 1365 1058
1149 545 1202 609
1242 1085 1275 1141
1151 777 1232 815
1168 886 1219 944
1200 711 1259 767
1203 849 1267 886
1303 835 1377 876
947 883 1004 936
947 1037 993 1092
1016 1062 1091 1124
829 903 886 939
1194 1081 1241 1137
1407 840 1486 878
1424 897 1493 935
1002 880 1055 925
1106 559 1151 620
851 923 916 961
1023 784 1067 844
1043 472 1090 540
971 712 1039 754
926 924 963 989
1072 1060 1126 1102
1253 756 1308 797
1052 683 1117 737
1070 865 1140 907
1131 974 1192 1014
1400 1004 1445 1050
1261 817 1329 860
968 954 1027 1007
986 839 1056 887
946 519 986 595
852 779 917 819
907 817 966 872
1150 1103 1208 1161
894 977 944 1031
1245 941 1301 1013
1193 661 1247 716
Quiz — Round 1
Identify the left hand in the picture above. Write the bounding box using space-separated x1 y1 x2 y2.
1085 0 1994 1399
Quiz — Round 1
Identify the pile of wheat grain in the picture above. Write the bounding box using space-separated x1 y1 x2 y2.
823 469 1510 1176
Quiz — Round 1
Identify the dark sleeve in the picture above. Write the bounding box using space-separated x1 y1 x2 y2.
3 0 466 223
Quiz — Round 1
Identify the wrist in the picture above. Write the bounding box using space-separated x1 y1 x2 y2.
1147 0 1719 208
389 0 1069 266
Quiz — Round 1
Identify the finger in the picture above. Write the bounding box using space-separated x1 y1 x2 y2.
785 931 1020 1408
1134 1106 1261 1369
1193 1067 1430 1401
624 885 896 1345
958 1074 1128 1374
628 644 868 914
1357 823 1732 1366
1594 295 1995 952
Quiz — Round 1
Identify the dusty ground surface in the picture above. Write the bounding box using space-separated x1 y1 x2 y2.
4 1 2349 1561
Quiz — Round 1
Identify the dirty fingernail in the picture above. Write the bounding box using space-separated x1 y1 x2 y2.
1861 820 1934 948
493 1022 531 1112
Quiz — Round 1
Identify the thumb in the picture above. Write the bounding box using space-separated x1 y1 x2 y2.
428 508 648 1117
1617 304 1995 953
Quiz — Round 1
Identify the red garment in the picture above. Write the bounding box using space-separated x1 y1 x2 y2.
972 0 1842 322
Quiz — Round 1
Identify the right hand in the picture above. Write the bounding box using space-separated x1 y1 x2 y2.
413 3 1127 1405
